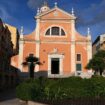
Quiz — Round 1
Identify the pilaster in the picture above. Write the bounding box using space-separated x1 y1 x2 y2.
35 18 40 72
87 41 92 62
87 28 92 62
18 36 24 72
71 19 76 74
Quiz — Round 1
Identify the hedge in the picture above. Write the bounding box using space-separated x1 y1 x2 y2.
16 76 105 101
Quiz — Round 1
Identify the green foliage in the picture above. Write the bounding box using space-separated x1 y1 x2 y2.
16 76 105 101
86 50 105 75
16 82 35 101
26 54 39 63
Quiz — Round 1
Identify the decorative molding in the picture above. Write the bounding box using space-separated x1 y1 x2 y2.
48 54 64 77
44 25 67 37
41 20 72 23
35 6 76 19
41 41 70 44
53 11 58 16
53 48 58 53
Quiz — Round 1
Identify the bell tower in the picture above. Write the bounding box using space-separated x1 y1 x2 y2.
40 1 50 13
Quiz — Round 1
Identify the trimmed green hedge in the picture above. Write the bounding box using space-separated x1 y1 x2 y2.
16 76 105 101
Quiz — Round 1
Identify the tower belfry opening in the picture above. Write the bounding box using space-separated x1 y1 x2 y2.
40 1 50 13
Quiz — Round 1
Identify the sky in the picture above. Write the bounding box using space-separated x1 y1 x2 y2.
0 0 105 42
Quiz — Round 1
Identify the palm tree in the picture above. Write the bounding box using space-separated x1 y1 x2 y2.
22 54 41 78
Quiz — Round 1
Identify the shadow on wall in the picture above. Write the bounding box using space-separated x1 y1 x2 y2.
35 71 48 78
18 70 48 80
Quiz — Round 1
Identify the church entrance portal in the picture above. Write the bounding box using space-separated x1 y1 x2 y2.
51 58 59 74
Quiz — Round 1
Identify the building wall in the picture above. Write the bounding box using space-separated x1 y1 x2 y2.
23 42 36 72
0 19 19 90
93 34 105 55
39 43 71 74
75 43 88 72
40 21 72 41
15 5 92 78
100 43 105 50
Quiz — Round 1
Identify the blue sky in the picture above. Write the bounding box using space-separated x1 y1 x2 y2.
0 0 105 41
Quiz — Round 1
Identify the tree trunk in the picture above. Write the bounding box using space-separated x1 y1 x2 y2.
29 63 35 78
100 69 103 76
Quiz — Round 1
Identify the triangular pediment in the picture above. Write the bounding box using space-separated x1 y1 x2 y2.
35 7 76 20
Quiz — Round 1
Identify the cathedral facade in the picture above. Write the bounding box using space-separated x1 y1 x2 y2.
12 3 92 78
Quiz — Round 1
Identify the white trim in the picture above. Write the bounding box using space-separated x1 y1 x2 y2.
41 18 75 20
41 41 70 43
35 7 76 19
41 21 72 23
35 19 40 40
48 54 64 77
75 41 87 44
23 40 88 44
35 18 40 72
44 25 67 37
75 53 83 76
41 40 87 44
18 40 24 72
76 53 82 62
71 19 76 74
71 20 75 41
75 63 82 76
54 7 76 19
87 41 92 62
23 41 36 43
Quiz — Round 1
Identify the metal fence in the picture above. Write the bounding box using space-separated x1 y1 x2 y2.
39 98 105 105
52 98 105 105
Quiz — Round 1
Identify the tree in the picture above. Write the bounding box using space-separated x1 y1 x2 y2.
22 54 41 78
86 50 105 75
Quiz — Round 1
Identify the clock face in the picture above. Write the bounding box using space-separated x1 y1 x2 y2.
53 11 58 16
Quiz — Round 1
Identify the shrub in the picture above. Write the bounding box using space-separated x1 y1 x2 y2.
16 76 105 101
16 82 35 101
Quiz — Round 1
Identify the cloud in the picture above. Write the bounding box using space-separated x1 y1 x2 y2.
0 0 19 24
27 0 45 10
0 6 11 21
77 0 105 27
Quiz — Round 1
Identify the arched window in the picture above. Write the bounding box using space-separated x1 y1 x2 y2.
52 27 59 35
45 27 65 36
61 29 65 36
46 29 50 35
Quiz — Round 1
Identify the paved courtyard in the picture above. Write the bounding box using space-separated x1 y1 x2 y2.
0 88 26 105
